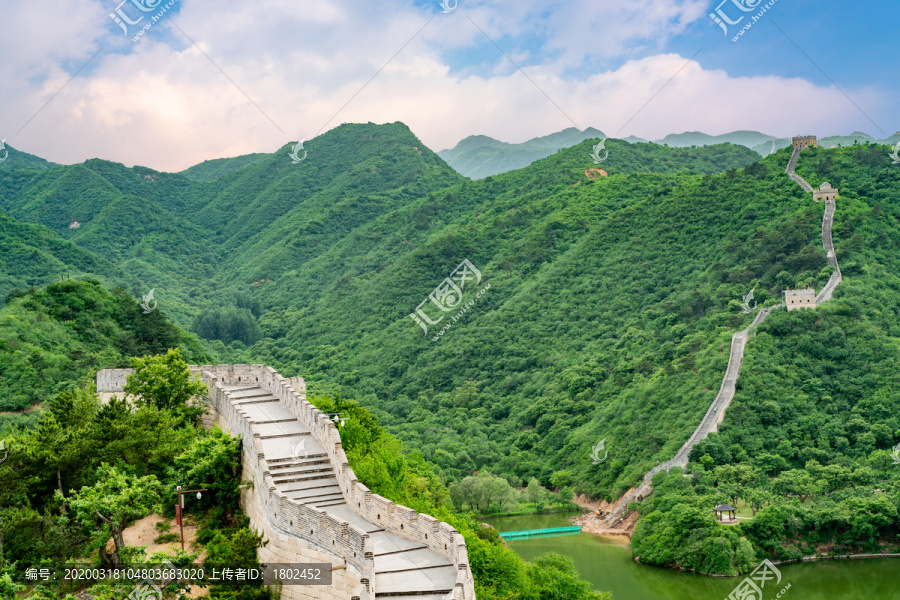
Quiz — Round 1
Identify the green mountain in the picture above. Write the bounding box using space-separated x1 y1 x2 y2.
2 126 899 575
655 130 777 148
439 128 900 179
0 122 460 326
179 152 271 181
438 127 606 179
0 142 57 172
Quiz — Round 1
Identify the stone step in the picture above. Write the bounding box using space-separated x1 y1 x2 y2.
267 454 327 465
375 567 456 595
271 464 332 477
309 499 348 508
270 459 330 471
272 462 335 476
289 491 347 505
253 418 298 425
232 397 280 405
278 478 340 493
284 483 343 498
272 472 336 485
374 548 453 574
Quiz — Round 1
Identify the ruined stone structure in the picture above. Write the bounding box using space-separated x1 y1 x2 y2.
813 182 838 203
97 365 475 600
792 135 817 150
784 287 816 310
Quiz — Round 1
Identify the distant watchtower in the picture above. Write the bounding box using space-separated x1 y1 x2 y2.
792 135 817 150
813 182 838 203
784 287 816 310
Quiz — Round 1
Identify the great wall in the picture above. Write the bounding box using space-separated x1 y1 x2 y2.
97 365 476 600
601 139 842 528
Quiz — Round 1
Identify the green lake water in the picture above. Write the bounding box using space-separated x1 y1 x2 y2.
482 512 900 600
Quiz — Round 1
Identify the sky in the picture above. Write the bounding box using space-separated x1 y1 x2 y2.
0 0 897 172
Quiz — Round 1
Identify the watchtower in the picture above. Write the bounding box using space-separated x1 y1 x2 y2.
792 135 817 150
813 182 838 203
784 287 816 310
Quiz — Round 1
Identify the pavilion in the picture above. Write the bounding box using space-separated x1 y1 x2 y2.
713 503 737 522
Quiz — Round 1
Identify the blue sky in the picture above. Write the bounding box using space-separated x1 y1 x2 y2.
0 0 896 170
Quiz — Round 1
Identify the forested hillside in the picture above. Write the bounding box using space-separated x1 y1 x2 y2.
236 143 831 499
0 123 464 326
1 126 897 525
438 127 606 179
0 143 57 172
0 280 209 425
626 144 900 571
0 213 134 304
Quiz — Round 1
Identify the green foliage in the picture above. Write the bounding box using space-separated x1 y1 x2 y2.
0 565 26 600
172 426 243 518
0 280 209 411
524 553 611 600
0 211 129 308
193 306 261 345
125 348 207 422
449 472 519 513
60 464 163 566
204 528 274 599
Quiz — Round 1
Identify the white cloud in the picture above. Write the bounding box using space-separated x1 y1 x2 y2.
0 0 889 170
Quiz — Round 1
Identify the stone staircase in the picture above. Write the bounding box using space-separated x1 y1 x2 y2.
224 382 458 599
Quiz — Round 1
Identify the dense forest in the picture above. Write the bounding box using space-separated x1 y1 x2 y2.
0 281 209 426
1 126 899 579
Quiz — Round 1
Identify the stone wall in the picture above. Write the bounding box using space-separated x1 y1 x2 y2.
95 368 133 392
95 366 204 393
202 365 476 600
785 289 816 311
201 368 368 600
792 135 817 149
97 365 477 600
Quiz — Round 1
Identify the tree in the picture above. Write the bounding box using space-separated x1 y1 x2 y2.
719 484 742 508
526 477 543 506
756 453 789 476
743 488 774 517
173 427 243 515
60 464 162 567
525 553 611 600
205 528 272 599
124 348 207 423
772 469 820 502
24 388 98 496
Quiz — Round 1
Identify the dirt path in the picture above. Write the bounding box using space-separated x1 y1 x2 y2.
572 493 637 539
121 513 203 556
119 513 207 598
